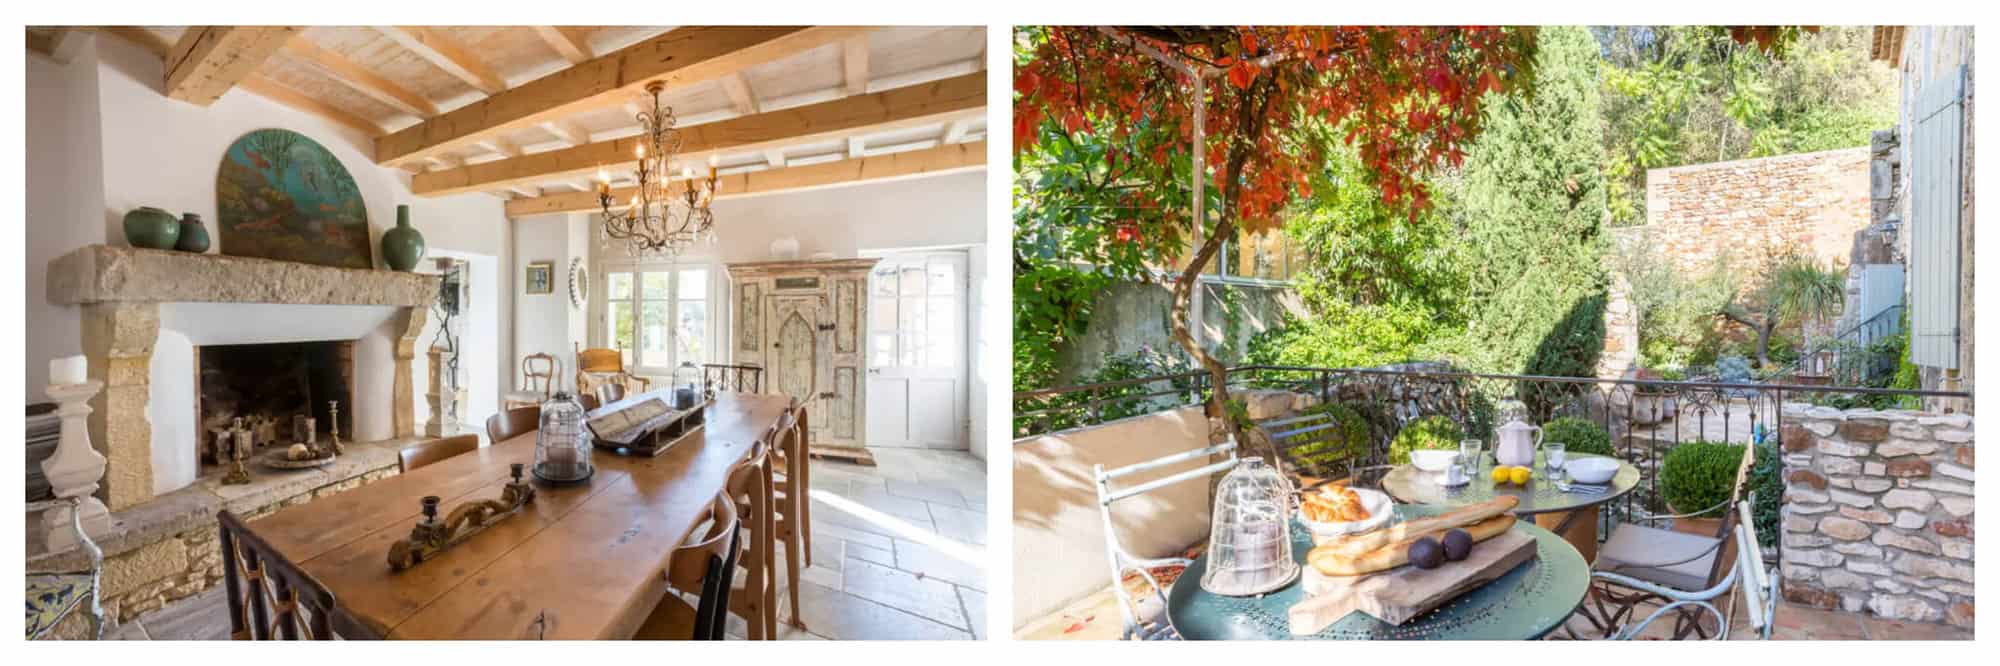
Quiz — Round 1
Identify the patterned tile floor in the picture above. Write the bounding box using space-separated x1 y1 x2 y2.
110 447 989 641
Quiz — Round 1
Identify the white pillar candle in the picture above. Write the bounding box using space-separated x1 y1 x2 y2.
50 355 87 386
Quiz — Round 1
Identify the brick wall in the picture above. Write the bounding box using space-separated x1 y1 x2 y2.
1778 404 1973 628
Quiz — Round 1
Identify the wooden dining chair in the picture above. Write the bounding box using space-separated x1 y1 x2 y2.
396 434 479 474
217 510 377 640
724 440 778 639
767 406 809 627
701 364 764 395
635 495 742 640
485 406 541 444
504 353 560 410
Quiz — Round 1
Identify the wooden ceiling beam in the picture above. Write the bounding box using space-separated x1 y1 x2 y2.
375 25 874 169
280 36 438 117
238 74 386 138
375 26 507 95
942 118 972 144
505 139 984 217
841 36 870 95
412 70 982 197
532 26 593 65
540 120 591 146
720 74 760 115
165 26 298 106
478 137 523 158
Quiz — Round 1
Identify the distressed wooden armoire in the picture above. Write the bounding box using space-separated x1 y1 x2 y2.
725 258 878 448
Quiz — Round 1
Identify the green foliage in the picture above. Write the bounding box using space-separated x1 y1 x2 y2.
1389 415 1467 465
1011 263 1113 392
1542 417 1614 457
1012 346 1197 435
1749 438 1782 549
1613 234 1736 373
1243 305 1437 370
1284 402 1373 475
1438 26 1609 380
1659 441 1745 518
1596 26 1898 226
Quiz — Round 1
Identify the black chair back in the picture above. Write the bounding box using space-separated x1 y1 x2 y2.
701 364 764 395
217 510 375 639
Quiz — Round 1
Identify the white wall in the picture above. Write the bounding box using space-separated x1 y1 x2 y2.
512 214 587 389
24 46 106 395
25 34 515 494
707 171 987 263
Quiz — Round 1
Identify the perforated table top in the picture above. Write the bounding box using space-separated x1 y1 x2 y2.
1166 505 1589 640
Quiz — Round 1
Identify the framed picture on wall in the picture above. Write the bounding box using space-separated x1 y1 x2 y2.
525 261 554 294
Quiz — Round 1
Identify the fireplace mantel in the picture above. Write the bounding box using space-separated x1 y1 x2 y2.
47 245 439 306
45 245 437 510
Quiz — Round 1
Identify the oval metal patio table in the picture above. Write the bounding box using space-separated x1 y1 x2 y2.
1383 452 1640 562
1166 505 1589 640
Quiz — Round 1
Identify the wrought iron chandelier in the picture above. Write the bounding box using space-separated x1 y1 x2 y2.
597 80 719 256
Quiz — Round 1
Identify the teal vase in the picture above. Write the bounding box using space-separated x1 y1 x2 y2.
174 213 211 253
381 205 426 271
122 206 180 250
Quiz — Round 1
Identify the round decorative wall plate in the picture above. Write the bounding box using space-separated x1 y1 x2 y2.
568 258 589 309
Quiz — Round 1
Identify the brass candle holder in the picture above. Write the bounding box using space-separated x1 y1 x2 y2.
387 463 537 571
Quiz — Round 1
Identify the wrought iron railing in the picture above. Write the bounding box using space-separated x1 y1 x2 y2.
1787 304 1905 386
1016 364 1971 557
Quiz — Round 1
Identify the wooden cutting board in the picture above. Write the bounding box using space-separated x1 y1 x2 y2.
1288 529 1537 634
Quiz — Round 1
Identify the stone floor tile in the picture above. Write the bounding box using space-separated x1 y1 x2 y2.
892 538 985 591
884 478 967 507
105 620 150 640
844 484 939 524
136 586 230 640
790 581 971 641
959 587 988 640
841 555 970 629
810 511 902 549
927 503 986 546
848 539 897 567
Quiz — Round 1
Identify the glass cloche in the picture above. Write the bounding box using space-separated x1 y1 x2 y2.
1200 457 1299 596
673 361 702 408
532 391 594 484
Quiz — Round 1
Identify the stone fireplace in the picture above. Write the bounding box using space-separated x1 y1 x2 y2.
46 245 439 510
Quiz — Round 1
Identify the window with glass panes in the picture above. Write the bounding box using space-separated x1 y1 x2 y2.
603 266 710 374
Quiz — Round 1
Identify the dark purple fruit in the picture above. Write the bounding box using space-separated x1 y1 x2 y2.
1408 536 1444 569
1442 528 1474 561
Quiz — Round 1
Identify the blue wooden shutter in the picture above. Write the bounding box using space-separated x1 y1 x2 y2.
1908 65 1966 369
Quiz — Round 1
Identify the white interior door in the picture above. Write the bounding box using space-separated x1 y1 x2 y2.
865 251 968 449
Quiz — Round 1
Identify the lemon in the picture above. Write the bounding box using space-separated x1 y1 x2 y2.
1491 467 1510 483
1509 467 1531 485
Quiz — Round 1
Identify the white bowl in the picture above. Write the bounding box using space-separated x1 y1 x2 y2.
1409 449 1459 473
1565 457 1619 485
1298 487 1395 542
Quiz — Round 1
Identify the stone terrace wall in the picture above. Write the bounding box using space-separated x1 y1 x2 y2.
1642 147 1872 273
1778 404 1973 628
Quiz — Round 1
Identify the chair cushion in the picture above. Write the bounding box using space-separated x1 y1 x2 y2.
504 391 545 404
1596 523 1722 592
25 574 91 639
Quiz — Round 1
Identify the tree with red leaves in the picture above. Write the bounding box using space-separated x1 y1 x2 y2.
1014 26 1540 443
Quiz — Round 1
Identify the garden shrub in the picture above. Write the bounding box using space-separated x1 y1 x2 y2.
1659 441 1746 518
1542 417 1614 457
1389 415 1467 465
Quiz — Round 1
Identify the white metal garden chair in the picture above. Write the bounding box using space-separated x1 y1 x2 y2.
1092 437 1240 641
1591 496 1778 640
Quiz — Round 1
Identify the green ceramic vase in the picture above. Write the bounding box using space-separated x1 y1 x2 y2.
174 213 211 253
122 206 180 250
381 204 426 271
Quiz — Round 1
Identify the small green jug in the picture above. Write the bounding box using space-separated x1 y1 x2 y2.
175 213 211 253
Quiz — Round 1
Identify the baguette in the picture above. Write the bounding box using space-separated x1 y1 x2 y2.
1312 495 1518 553
1308 513 1517 576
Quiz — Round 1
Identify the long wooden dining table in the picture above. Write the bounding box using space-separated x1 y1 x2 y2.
244 391 793 639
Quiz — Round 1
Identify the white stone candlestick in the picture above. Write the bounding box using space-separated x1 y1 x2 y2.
42 380 112 552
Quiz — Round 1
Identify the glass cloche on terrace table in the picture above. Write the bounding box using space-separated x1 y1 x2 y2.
1200 457 1299 596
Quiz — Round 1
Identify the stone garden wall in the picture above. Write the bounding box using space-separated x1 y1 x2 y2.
1642 147 1872 273
1778 404 1973 628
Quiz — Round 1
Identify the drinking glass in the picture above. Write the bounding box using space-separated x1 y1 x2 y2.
1458 439 1484 476
1545 441 1568 473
